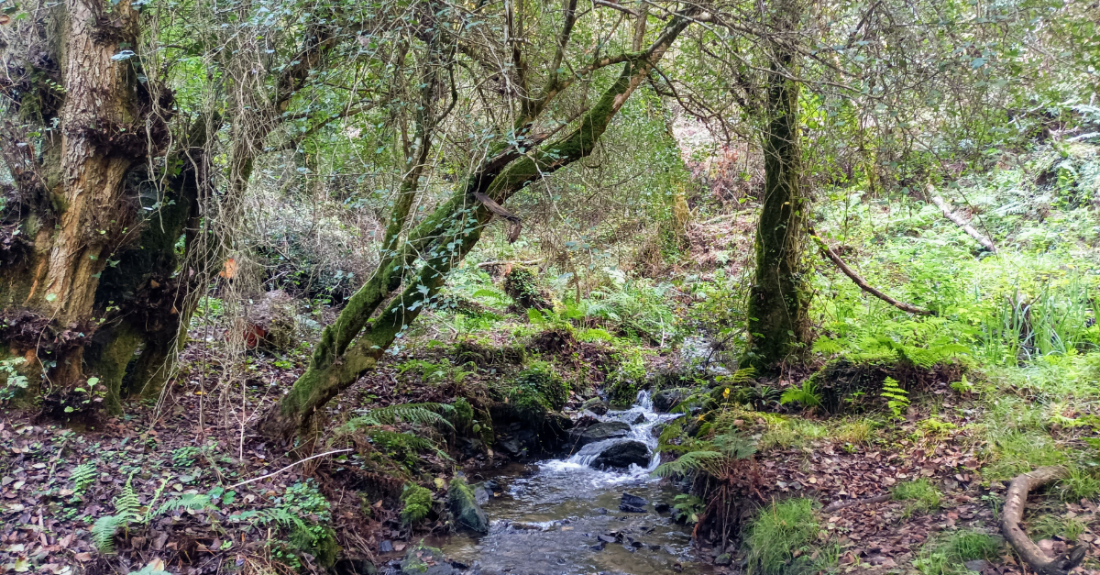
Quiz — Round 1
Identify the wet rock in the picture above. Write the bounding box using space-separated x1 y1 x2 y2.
598 534 617 543
397 543 455 575
654 502 671 513
593 441 650 470
448 477 489 533
620 492 648 513
379 540 394 553
472 483 491 506
590 542 606 551
580 397 609 415
714 553 732 566
631 413 647 425
484 480 502 492
568 421 631 448
497 437 523 457
653 389 690 412
594 507 609 515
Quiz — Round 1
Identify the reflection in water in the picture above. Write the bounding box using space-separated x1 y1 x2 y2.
432 392 716 575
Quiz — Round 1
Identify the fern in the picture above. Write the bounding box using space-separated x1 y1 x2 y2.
367 430 451 460
779 380 823 409
156 493 212 516
653 431 755 478
652 450 726 477
881 377 910 418
70 463 97 494
91 514 127 553
346 402 455 429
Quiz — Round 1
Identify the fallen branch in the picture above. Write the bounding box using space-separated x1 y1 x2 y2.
475 259 540 269
927 185 997 253
1002 466 1085 575
228 448 352 489
823 493 892 513
807 226 935 316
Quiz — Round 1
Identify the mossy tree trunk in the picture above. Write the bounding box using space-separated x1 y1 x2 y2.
0 0 205 416
745 0 813 370
259 8 700 441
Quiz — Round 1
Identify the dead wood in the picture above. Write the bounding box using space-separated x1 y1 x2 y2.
806 226 935 316
1002 466 1085 575
822 493 892 513
475 259 540 269
927 185 997 253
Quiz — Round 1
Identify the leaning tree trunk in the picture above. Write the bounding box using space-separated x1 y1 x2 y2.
745 3 812 370
259 10 698 441
0 0 190 417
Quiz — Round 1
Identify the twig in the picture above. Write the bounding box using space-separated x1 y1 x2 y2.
807 226 935 316
927 184 997 253
475 259 540 269
228 449 352 489
594 0 640 17
823 493 891 513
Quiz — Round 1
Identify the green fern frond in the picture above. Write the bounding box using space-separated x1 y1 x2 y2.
652 450 725 478
712 431 757 459
92 514 126 553
156 493 212 516
346 402 455 429
71 463 97 494
113 479 142 523
367 430 451 460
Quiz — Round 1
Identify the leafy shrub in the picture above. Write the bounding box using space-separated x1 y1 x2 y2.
779 380 823 410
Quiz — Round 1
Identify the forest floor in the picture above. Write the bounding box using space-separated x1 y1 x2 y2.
4 142 1100 575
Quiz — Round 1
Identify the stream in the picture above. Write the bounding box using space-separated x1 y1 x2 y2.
433 392 716 575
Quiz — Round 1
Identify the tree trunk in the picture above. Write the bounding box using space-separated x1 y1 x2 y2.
745 1 812 370
259 11 698 441
0 0 192 417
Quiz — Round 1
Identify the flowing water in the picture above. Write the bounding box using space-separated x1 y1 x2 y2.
434 392 716 575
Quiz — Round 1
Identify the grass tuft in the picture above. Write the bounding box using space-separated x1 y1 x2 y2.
892 478 942 518
745 498 819 575
913 530 1003 575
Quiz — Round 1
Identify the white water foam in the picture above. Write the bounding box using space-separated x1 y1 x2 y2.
536 390 682 488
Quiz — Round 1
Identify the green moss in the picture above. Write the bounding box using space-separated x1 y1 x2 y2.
503 266 549 310
507 361 568 415
448 476 489 533
400 483 433 525
452 397 474 434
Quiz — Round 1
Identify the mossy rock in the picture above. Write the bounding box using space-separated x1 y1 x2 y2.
400 483 433 525
451 397 475 434
504 266 551 310
448 477 489 533
289 524 340 568
607 375 638 409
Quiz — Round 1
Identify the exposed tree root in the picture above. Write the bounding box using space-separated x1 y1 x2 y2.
1002 466 1085 575
806 226 935 316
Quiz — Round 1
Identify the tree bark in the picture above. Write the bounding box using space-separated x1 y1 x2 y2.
1002 466 1085 575
259 10 699 441
745 0 812 370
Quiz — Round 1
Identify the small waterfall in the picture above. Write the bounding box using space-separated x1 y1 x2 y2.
542 390 682 483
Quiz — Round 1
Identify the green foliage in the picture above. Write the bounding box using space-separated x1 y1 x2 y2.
892 479 941 518
451 397 474 434
92 474 213 554
653 430 756 478
400 483 433 525
671 494 705 524
881 377 909 418
0 357 29 402
1058 466 1100 502
345 402 455 429
745 498 820 575
506 361 569 414
1029 514 1087 542
70 463 97 495
779 380 823 410
396 358 477 388
913 530 1003 575
984 431 1068 480
585 280 680 345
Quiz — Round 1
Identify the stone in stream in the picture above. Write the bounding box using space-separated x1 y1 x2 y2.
631 413 647 425
567 420 632 448
653 389 690 412
654 501 671 513
395 543 456 575
448 477 489 533
619 492 648 513
580 397 609 415
715 553 733 566
592 441 650 470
